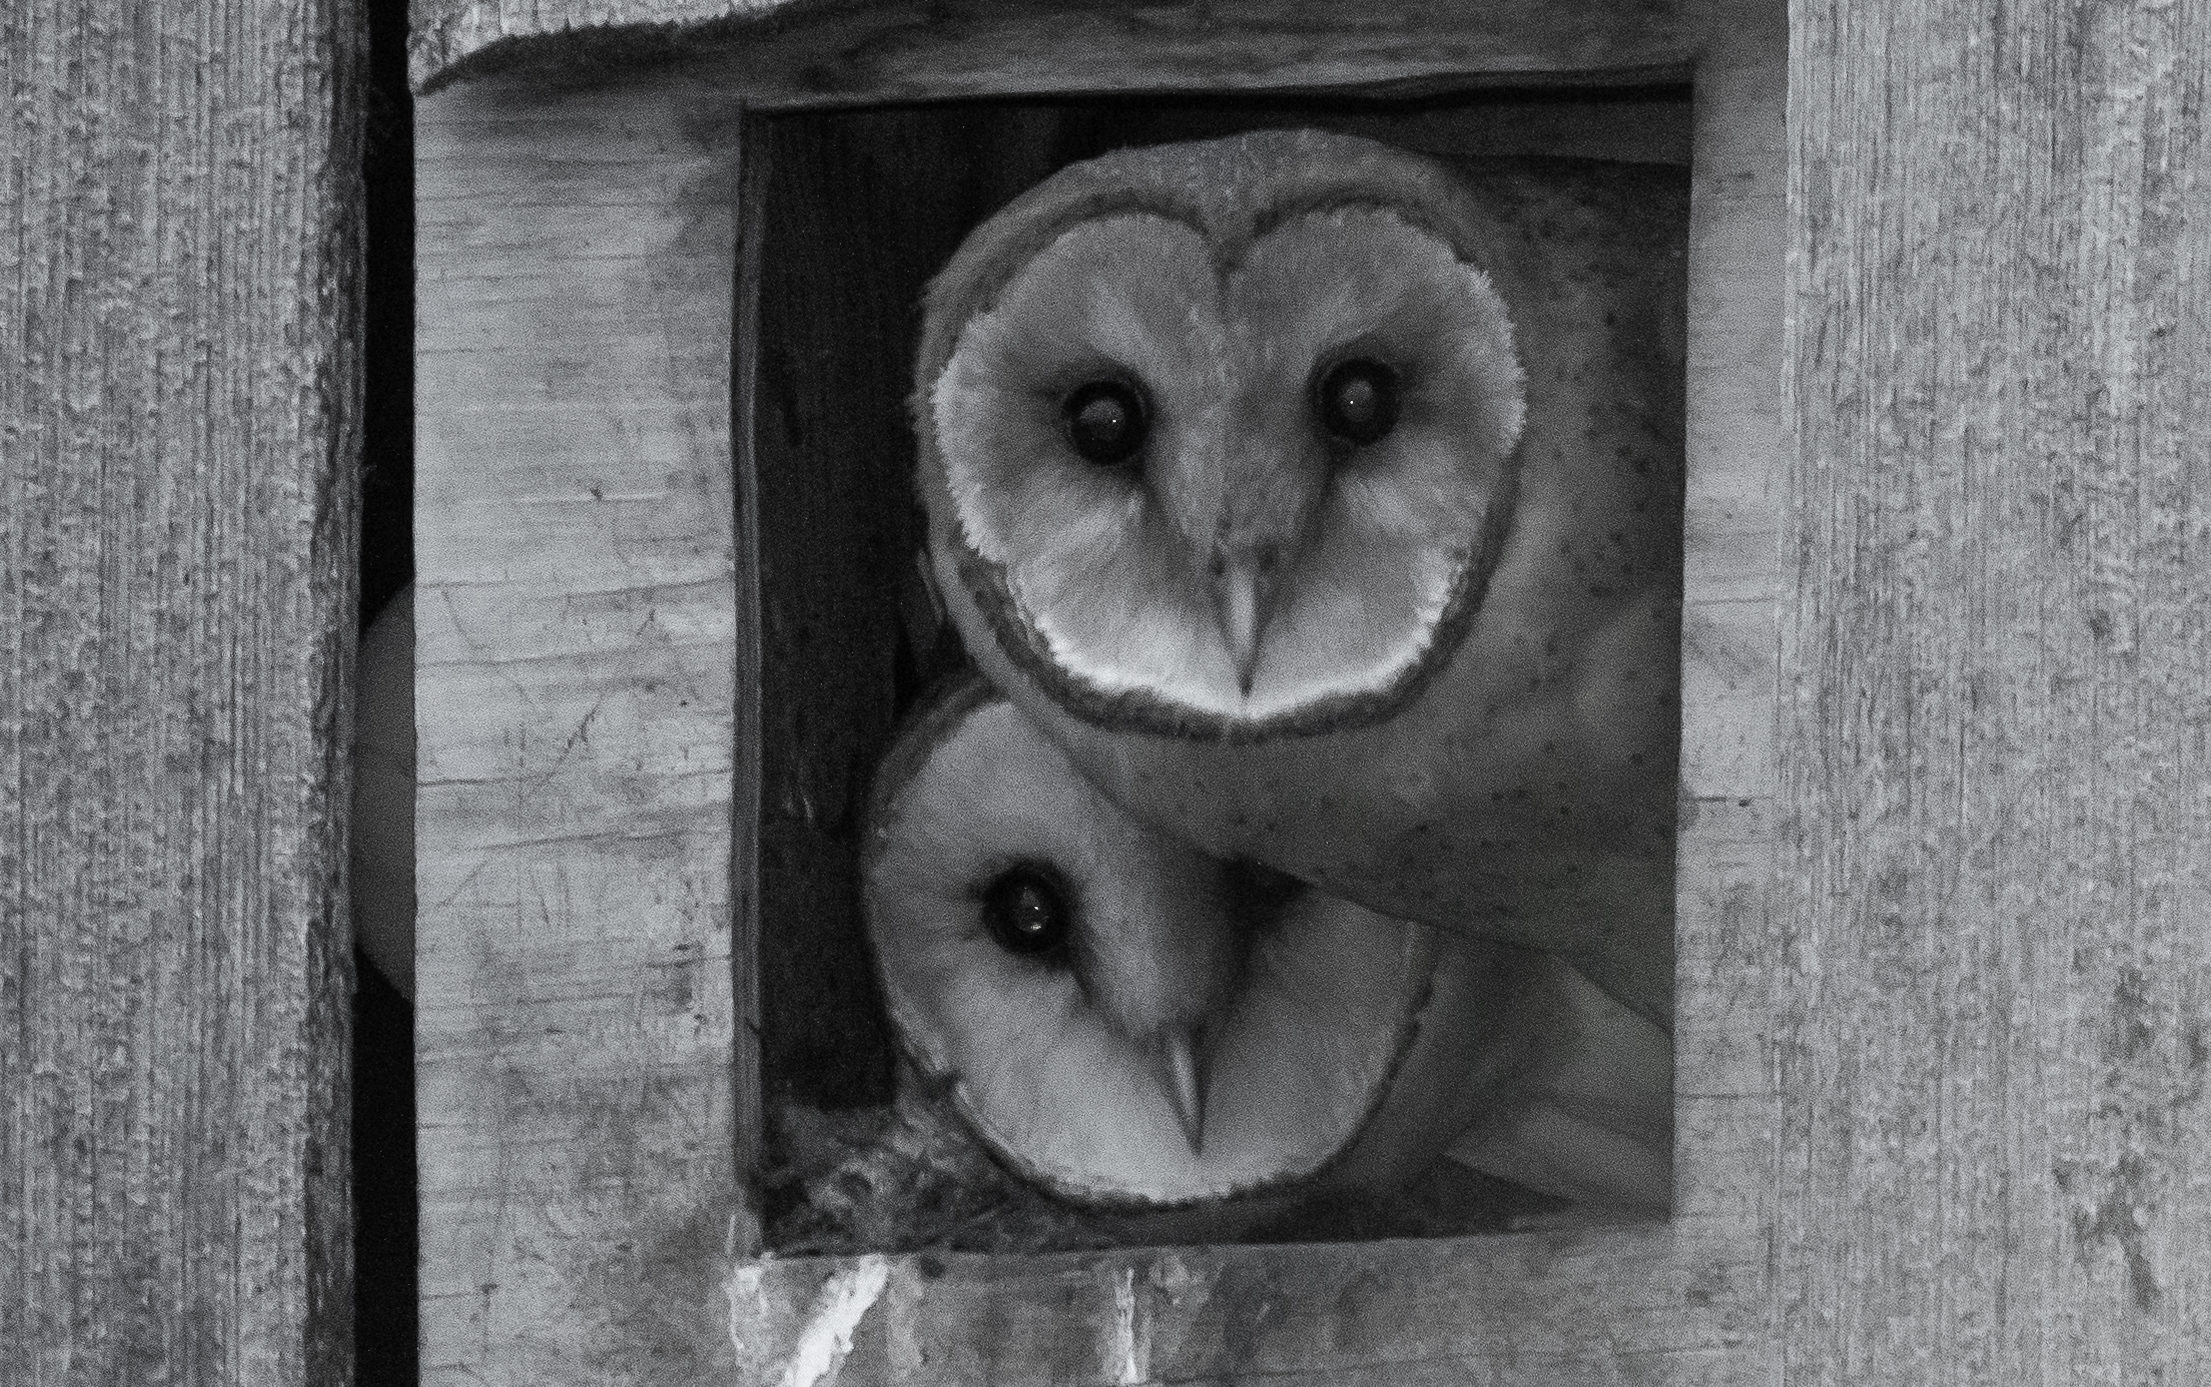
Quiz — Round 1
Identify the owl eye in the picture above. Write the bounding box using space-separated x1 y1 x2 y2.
1314 358 1401 447
981 862 1073 960
1062 379 1150 466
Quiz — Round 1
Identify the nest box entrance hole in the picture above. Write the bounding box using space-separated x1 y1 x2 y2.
739 85 1693 1255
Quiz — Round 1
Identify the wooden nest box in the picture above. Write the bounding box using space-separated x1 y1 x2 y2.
411 0 1781 1380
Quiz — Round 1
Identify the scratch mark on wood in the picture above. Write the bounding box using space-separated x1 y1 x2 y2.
729 1256 892 1387
434 854 495 910
784 1257 890 1387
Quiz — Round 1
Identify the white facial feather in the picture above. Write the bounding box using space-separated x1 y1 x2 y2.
930 193 1523 725
874 695 1238 1044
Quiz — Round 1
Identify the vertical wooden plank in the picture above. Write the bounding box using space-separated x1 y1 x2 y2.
1785 3 2211 1381
1670 0 1785 1305
412 74 741 1385
0 2 364 1383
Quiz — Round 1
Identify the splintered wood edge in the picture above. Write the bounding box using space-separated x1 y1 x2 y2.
413 0 1783 1380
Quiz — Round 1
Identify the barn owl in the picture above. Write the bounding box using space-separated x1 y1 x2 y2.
863 677 1670 1212
913 128 1684 1025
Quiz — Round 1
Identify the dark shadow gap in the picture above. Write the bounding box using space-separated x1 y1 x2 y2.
355 0 416 1381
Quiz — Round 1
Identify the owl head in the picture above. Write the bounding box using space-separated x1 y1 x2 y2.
863 678 1540 1208
914 128 1526 737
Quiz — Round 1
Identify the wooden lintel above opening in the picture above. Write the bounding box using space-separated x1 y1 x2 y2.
410 0 1700 99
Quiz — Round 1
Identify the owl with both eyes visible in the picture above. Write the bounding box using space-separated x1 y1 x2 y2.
913 129 1685 1026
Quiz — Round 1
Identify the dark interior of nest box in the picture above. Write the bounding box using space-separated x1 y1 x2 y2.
741 85 1693 1255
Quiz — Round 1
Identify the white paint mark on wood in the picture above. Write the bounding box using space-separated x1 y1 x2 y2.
776 1257 891 1387
726 1258 768 1347
1110 1264 1152 1386
881 1259 926 1374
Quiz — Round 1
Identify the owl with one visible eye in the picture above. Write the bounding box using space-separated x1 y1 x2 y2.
863 677 1671 1213
914 129 1684 1026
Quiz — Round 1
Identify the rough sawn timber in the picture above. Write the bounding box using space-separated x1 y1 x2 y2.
412 71 746 1383
1779 0 2211 1380
0 1 363 1383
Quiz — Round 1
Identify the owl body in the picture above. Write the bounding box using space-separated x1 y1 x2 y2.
955 547 1680 1025
917 131 1685 1025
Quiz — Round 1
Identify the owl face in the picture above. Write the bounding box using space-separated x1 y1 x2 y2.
919 130 1525 736
864 679 1477 1207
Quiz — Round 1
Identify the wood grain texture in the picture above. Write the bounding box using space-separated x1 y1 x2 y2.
412 0 1787 1376
410 0 1698 97
0 2 363 1383
1781 3 2211 1381
409 0 774 90
412 74 743 1384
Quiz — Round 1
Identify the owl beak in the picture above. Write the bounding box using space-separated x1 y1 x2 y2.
1156 1028 1207 1153
1209 553 1275 697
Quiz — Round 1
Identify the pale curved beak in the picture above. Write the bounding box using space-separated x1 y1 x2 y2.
1209 555 1274 697
1156 1028 1206 1154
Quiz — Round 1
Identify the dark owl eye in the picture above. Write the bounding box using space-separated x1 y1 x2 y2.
981 863 1073 959
1062 379 1149 466
1314 358 1401 447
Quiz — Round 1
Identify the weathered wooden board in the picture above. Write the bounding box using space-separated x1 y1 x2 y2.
413 0 1785 1379
412 75 743 1382
0 1 362 1383
411 0 1701 97
1779 2 2211 1380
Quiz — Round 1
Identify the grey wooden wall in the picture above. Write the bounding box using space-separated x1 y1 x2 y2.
2 2 363 1383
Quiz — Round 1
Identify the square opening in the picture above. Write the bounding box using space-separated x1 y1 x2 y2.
743 85 1691 1256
